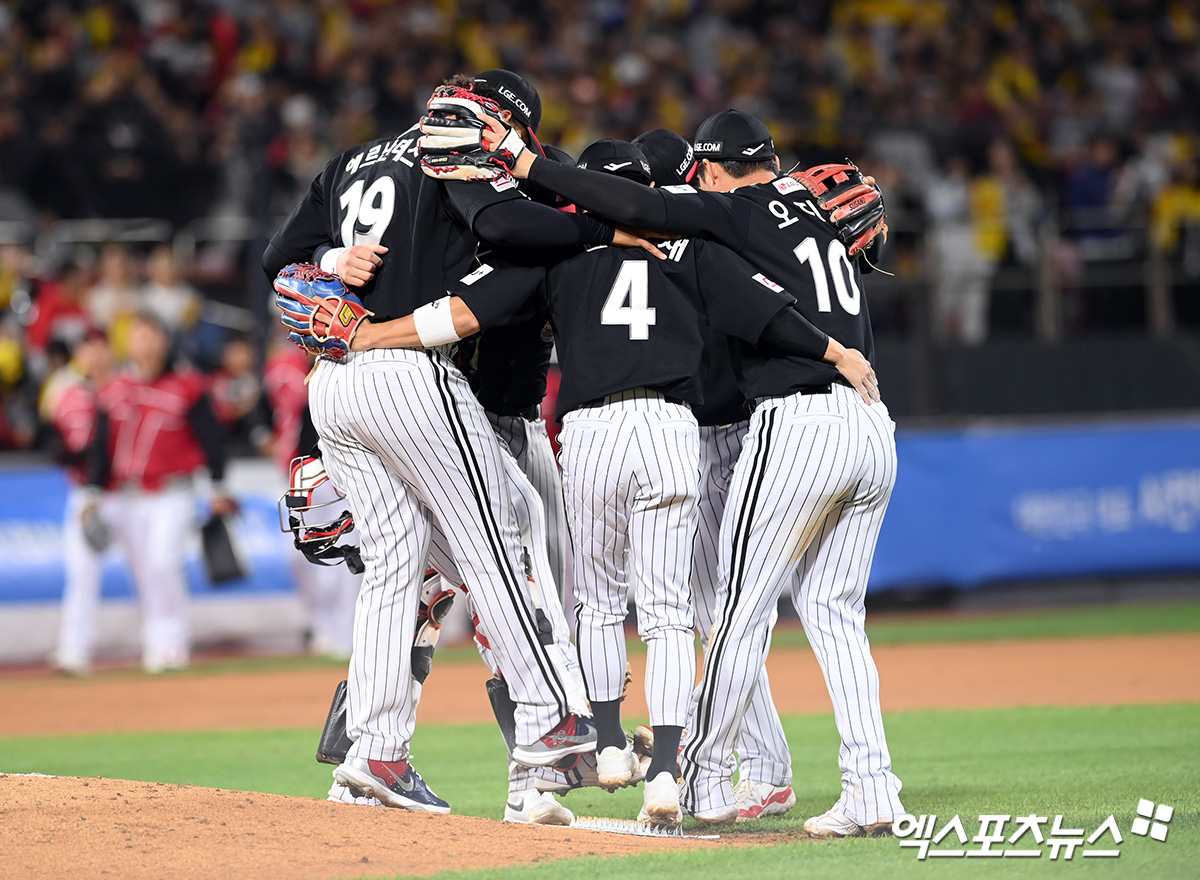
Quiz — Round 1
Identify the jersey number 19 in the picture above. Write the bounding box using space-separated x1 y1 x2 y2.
600 261 657 340
339 177 396 247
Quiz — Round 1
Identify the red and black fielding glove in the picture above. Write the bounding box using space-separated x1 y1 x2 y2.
418 85 527 181
273 263 372 360
791 161 887 257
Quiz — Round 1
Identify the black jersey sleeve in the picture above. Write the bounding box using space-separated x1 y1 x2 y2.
526 159 746 244
448 255 546 332
262 160 333 279
692 240 805 345
758 306 831 361
473 199 614 249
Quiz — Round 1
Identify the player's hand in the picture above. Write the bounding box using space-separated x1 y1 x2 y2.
612 227 667 260
337 245 388 287
826 341 879 404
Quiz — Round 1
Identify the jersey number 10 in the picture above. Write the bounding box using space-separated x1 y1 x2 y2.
600 262 657 340
794 237 860 315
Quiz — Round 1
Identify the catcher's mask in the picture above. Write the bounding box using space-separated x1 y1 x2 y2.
278 455 364 574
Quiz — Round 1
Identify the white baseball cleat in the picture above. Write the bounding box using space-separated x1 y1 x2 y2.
503 789 574 825
691 802 739 826
804 804 895 838
596 743 642 791
638 772 683 828
327 781 382 806
734 778 796 821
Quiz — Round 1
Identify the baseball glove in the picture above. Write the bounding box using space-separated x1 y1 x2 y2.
790 161 886 257
273 263 372 360
418 85 526 181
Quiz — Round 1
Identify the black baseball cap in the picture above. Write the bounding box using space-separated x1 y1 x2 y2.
577 139 652 185
692 109 776 162
473 69 542 133
632 129 697 186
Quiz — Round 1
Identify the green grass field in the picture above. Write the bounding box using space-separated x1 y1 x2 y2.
5 600 1198 878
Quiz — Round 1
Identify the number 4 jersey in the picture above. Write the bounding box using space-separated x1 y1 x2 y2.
524 163 878 399
453 238 796 417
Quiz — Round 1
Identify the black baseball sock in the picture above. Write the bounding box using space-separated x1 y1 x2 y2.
648 725 683 778
590 699 626 751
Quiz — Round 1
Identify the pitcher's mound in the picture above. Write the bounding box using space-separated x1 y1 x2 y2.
1 774 711 879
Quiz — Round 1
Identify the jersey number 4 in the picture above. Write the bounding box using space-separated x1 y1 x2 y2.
600 262 656 340
794 237 860 315
339 177 396 247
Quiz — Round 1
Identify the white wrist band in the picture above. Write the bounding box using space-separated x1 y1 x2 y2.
413 297 461 348
319 247 347 274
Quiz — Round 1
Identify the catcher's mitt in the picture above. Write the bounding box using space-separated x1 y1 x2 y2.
273 263 372 360
790 161 886 257
418 85 526 181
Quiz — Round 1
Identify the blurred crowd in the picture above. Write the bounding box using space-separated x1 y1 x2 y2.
3 0 1200 448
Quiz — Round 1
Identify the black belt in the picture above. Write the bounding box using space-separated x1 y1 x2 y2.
579 389 689 409
488 405 542 420
750 385 832 412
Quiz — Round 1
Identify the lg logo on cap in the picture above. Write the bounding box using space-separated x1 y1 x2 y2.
496 86 530 117
694 141 723 153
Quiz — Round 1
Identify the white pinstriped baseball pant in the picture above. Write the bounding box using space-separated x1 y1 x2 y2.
682 385 905 823
559 393 700 728
308 348 571 760
691 422 792 787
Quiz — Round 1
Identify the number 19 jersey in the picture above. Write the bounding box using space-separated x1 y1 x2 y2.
266 123 522 322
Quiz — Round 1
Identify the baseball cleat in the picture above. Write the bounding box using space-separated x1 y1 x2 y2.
333 757 450 813
803 804 896 838
637 772 683 828
327 781 382 806
596 743 643 791
503 789 574 825
691 802 739 826
512 713 598 767
734 778 796 821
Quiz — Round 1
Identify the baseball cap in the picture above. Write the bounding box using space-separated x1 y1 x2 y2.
692 109 776 162
577 139 652 185
632 129 697 186
473 69 542 133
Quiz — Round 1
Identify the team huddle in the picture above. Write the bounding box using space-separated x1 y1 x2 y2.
264 68 903 834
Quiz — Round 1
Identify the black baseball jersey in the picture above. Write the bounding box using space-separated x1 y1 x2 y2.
693 330 748 427
450 239 793 416
265 123 522 321
525 163 875 400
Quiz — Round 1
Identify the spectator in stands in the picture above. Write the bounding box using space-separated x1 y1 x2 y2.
926 155 998 344
141 244 201 334
210 333 271 457
26 255 94 377
87 243 141 357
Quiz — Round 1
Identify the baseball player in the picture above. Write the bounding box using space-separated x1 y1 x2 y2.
262 80 605 814
85 312 234 673
44 328 111 676
486 109 900 833
404 131 879 825
632 128 796 821
297 78 593 824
